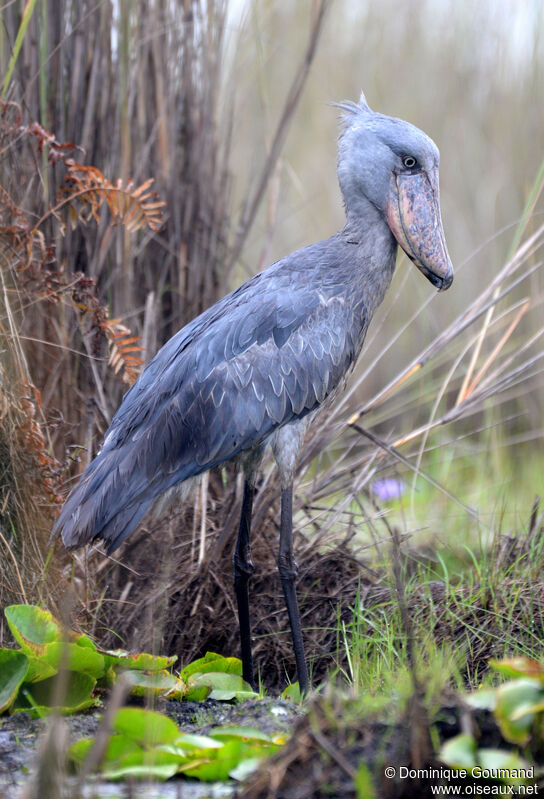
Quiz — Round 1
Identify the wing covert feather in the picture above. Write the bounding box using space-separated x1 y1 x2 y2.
54 243 366 553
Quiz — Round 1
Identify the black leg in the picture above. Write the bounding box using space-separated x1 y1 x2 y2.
277 484 310 695
233 480 255 688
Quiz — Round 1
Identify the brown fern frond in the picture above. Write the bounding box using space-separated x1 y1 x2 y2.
24 122 84 165
103 318 144 386
58 162 165 233
1 101 83 165
0 186 28 227
7 221 143 387
0 377 65 509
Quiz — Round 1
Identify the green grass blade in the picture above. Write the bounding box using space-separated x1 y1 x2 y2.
2 0 39 98
507 154 544 261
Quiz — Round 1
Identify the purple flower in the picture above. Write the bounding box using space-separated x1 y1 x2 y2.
372 478 405 502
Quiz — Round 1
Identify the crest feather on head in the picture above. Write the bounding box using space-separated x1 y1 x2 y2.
333 90 372 130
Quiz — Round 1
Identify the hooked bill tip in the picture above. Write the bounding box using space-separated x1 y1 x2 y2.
438 269 454 291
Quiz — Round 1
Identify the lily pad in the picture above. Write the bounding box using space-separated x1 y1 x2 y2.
184 684 212 702
24 655 59 683
71 733 182 781
112 707 180 747
159 733 223 754
478 749 532 784
122 669 185 698
11 671 97 717
101 648 177 672
440 733 477 769
229 757 262 781
189 672 257 701
70 733 141 766
180 652 242 681
494 679 543 745
0 649 29 713
281 682 302 702
185 739 278 781
32 641 104 680
209 726 273 742
101 749 182 781
74 633 99 650
178 739 247 781
490 658 544 682
4 605 104 681
465 688 498 711
5 605 62 655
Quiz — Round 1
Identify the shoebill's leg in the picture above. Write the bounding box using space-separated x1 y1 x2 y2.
233 479 255 688
277 483 310 695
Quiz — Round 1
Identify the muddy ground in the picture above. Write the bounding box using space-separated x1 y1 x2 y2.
0 697 303 799
2 684 543 798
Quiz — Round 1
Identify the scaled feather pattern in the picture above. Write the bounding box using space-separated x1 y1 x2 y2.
54 235 385 554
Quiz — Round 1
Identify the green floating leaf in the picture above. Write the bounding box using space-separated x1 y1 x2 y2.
477 749 533 784
69 704 281 784
24 655 58 683
3 606 104 680
179 739 246 781
101 648 177 672
465 688 498 711
69 737 94 765
180 652 242 681
5 605 61 655
229 756 262 781
193 739 277 781
34 642 104 681
70 725 223 782
70 733 142 768
159 733 223 754
101 749 181 782
490 657 544 682
183 684 212 702
494 679 543 745
74 633 99 651
0 649 29 713
512 698 544 717
281 682 302 702
11 671 97 717
190 671 257 701
123 669 185 699
439 733 477 770
209 726 273 742
112 707 180 747
65 644 104 678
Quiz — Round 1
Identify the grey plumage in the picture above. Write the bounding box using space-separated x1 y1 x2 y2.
54 98 452 555
53 97 453 693
55 233 395 553
54 96 453 692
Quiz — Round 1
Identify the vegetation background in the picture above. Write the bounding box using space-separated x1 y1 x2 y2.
0 0 543 686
